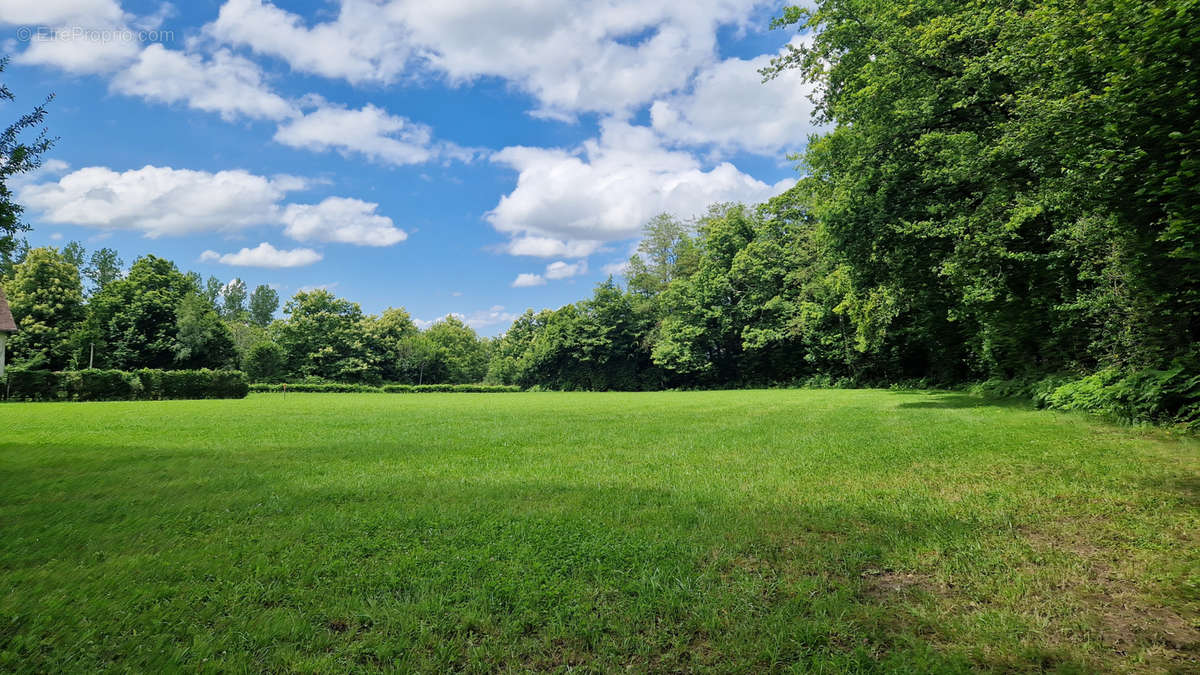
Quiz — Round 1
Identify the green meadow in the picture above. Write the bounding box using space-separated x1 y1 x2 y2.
1 391 1196 672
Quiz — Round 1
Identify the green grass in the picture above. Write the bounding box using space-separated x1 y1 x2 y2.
1 390 1196 672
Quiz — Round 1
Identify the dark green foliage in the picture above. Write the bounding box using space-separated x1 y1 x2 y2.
61 369 138 401
89 256 195 370
248 382 522 393
2 368 248 401
244 341 285 383
173 293 237 369
2 368 63 401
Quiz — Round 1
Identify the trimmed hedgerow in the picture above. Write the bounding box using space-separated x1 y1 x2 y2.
2 369 249 402
250 382 523 394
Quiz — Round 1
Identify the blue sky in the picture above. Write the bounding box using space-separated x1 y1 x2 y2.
1 0 816 333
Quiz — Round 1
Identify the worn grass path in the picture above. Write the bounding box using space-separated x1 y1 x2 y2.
0 390 1196 672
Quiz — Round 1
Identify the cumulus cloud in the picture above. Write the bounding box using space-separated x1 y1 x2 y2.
545 259 587 280
415 305 519 331
650 37 821 155
18 165 303 237
111 45 298 121
280 197 407 247
4 0 140 74
0 0 126 26
18 165 408 248
511 273 546 288
207 0 767 116
602 260 631 276
503 236 603 259
208 0 413 84
488 119 793 252
273 103 438 165
200 242 322 268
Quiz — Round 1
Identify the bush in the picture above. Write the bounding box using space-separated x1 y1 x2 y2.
3 369 64 401
62 369 138 401
249 382 383 393
251 382 524 394
969 361 1200 429
2 368 249 402
244 342 286 383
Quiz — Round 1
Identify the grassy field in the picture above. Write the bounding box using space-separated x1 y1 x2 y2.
0 390 1196 672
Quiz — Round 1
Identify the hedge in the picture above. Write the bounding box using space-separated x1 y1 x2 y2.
2 368 249 402
967 361 1200 430
249 382 523 394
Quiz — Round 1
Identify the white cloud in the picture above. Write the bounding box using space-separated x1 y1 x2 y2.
0 0 126 26
502 236 602 259
415 305 519 332
207 0 767 116
18 165 302 237
280 197 407 246
488 119 793 252
650 37 821 155
511 273 546 288
18 165 409 248
111 45 298 121
208 0 413 84
602 260 630 276
273 103 437 165
545 259 587 280
200 242 322 268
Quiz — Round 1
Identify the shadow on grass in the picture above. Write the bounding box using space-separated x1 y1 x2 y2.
893 392 1032 411
0 446 1092 672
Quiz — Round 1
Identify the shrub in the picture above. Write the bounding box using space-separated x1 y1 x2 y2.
244 342 286 383
382 384 414 393
2 368 248 402
62 369 139 401
3 369 63 401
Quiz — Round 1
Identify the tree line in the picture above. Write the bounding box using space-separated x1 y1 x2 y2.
1 1 1196 419
1 244 490 385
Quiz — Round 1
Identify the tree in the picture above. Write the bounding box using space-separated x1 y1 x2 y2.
627 213 699 298
244 341 285 382
61 241 85 268
173 293 236 369
362 307 418 381
424 316 487 384
0 58 54 278
203 276 223 310
90 255 193 369
272 289 372 382
221 278 247 320
5 247 84 370
84 247 123 294
248 284 279 327
396 333 438 385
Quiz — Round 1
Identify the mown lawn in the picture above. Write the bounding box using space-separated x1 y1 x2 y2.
0 390 1196 672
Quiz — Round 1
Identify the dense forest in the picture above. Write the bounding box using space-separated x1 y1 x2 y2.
2 1 1197 423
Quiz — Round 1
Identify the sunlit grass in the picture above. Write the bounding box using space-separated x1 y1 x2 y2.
1 390 1196 671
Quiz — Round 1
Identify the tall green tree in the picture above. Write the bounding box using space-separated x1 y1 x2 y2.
173 293 237 369
90 255 193 369
84 247 123 294
424 316 488 384
5 247 84 370
248 284 279 327
0 57 54 278
221 278 247 320
272 290 373 382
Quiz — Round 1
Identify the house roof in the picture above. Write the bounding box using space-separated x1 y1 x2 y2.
0 286 16 333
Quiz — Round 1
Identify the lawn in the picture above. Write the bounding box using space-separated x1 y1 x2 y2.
0 390 1196 672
